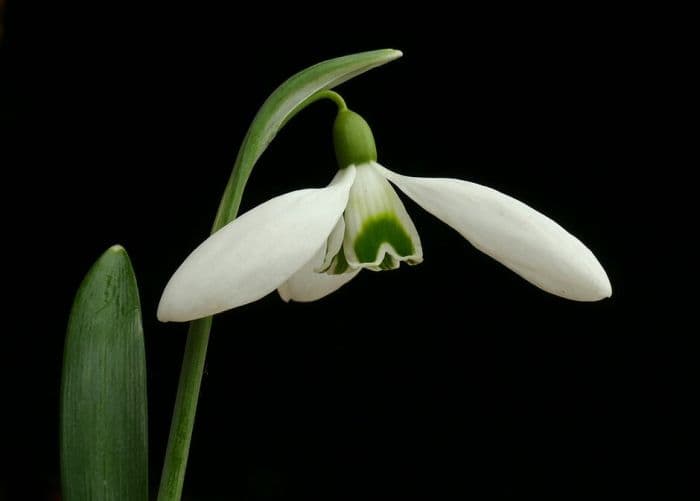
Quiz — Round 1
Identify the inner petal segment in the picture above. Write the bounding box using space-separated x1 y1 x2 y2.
341 162 423 271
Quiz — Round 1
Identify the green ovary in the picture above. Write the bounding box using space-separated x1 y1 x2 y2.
353 213 415 263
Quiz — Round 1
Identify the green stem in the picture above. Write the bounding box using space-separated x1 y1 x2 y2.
311 90 347 111
211 90 348 233
156 90 349 501
156 317 211 501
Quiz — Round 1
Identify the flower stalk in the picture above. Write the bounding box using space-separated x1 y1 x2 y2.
156 317 211 501
157 93 353 500
156 49 403 501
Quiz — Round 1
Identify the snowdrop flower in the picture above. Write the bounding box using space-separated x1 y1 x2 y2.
158 108 611 322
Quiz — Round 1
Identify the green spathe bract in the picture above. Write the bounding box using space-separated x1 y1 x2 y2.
61 245 148 501
158 49 403 501
353 212 416 263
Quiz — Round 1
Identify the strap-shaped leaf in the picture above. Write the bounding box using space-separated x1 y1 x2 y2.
211 48 402 231
61 245 148 501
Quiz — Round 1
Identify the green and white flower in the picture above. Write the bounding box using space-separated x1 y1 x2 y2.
158 109 611 322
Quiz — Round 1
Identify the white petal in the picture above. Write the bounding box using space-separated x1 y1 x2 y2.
158 167 356 321
342 162 423 271
377 165 611 301
278 246 360 303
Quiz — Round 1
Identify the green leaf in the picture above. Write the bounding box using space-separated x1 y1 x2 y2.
211 48 402 232
61 245 148 501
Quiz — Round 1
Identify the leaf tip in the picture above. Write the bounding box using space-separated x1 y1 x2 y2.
94 244 132 272
108 243 127 254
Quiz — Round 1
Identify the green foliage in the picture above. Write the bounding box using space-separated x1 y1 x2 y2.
61 245 148 501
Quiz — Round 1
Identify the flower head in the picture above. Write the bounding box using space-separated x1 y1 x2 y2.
158 107 611 322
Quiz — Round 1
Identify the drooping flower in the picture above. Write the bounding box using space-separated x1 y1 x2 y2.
158 108 611 322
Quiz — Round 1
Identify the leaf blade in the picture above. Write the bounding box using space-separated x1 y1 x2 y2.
61 245 148 501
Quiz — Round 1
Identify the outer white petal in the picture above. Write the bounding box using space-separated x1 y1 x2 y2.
158 166 356 321
277 246 360 303
377 165 611 301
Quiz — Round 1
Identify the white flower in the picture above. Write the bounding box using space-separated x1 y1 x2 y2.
158 110 611 322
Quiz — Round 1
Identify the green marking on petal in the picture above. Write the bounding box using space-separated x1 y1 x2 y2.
331 248 350 275
379 254 397 270
353 212 415 263
322 244 352 275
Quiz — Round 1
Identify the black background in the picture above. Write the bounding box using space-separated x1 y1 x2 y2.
2 3 692 499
